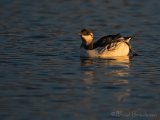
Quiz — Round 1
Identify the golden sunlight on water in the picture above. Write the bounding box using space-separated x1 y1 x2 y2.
82 71 95 85
80 56 131 104
80 56 130 85
103 56 130 67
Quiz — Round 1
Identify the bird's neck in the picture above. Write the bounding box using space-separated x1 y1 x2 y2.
81 41 94 50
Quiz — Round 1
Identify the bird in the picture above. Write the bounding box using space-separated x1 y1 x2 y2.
79 28 137 58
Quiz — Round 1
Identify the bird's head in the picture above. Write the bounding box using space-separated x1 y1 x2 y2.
79 28 94 46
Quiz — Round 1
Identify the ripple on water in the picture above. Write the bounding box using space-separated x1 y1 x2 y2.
0 0 160 120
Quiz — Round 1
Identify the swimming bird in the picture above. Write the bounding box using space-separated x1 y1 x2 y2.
79 28 137 58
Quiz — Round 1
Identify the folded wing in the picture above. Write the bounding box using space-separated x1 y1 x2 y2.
93 33 122 49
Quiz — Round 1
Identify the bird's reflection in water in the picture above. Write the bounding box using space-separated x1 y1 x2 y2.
80 56 131 68
80 57 95 67
80 56 133 103
82 71 95 85
80 57 96 85
102 56 130 67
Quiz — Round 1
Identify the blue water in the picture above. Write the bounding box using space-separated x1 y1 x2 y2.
0 0 160 120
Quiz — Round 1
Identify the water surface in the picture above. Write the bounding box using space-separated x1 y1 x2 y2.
0 0 160 120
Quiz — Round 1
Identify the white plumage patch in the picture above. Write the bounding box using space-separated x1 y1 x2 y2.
80 42 130 58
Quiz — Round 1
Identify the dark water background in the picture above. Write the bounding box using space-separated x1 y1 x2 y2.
0 0 160 120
